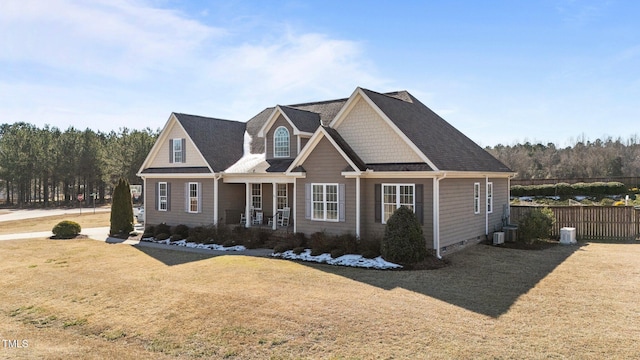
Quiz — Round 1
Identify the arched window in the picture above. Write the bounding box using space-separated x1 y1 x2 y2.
274 126 290 157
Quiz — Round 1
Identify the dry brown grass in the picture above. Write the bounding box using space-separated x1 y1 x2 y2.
0 212 112 235
1 239 639 359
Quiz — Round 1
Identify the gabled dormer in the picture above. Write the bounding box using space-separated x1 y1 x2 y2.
257 105 320 160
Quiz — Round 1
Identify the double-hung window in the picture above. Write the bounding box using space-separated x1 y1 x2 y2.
486 182 493 214
187 182 200 213
312 184 338 221
276 183 288 210
473 182 481 214
251 184 262 210
158 182 168 211
382 184 415 223
274 126 290 158
171 138 185 163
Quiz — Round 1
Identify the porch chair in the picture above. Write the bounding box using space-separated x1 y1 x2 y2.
278 207 290 227
252 211 263 225
240 212 247 225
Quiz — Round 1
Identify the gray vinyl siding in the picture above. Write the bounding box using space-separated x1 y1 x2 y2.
488 178 510 232
439 178 488 248
296 137 356 236
218 182 245 225
145 178 215 227
266 115 296 159
360 178 434 248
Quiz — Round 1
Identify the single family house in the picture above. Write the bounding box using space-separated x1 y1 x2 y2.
137 87 514 256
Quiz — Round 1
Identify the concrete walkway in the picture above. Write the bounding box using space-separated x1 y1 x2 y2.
0 225 274 257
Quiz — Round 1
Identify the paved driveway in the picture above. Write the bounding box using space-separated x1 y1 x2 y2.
0 207 110 223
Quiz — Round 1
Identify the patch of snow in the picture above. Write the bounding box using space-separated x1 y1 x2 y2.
224 130 267 173
142 237 246 252
272 249 402 270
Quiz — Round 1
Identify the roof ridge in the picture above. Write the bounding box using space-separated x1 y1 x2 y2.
277 105 320 115
360 88 413 103
173 112 240 123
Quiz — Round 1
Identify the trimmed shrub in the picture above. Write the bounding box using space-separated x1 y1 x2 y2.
358 235 382 258
518 207 555 244
170 234 183 241
555 182 573 196
155 233 170 241
309 231 332 254
381 206 427 264
109 178 134 236
154 223 171 237
292 247 305 255
273 243 291 254
330 248 345 259
52 220 81 239
172 224 190 239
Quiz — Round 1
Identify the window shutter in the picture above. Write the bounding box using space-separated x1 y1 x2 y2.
305 183 311 219
374 184 381 223
339 183 345 222
181 138 186 163
415 184 424 225
166 182 171 211
169 139 174 163
155 182 159 210
198 182 202 213
185 183 189 212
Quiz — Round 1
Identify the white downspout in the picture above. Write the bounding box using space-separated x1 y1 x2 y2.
142 177 147 225
433 173 446 259
355 176 361 238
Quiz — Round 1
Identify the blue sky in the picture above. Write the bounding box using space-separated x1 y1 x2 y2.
1 0 638 147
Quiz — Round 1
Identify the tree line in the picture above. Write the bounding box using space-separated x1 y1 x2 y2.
0 122 158 206
486 135 640 181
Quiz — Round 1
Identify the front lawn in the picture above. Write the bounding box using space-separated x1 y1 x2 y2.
0 238 638 359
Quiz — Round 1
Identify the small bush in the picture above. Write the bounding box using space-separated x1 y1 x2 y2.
188 226 211 243
273 243 291 254
142 232 154 239
518 207 555 244
170 234 183 241
52 220 81 239
172 224 189 239
330 248 345 259
358 235 382 258
223 239 237 247
381 206 427 264
154 223 171 237
292 247 305 255
145 225 156 235
155 233 170 241
309 231 332 254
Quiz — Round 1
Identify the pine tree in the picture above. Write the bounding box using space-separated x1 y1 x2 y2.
109 178 134 236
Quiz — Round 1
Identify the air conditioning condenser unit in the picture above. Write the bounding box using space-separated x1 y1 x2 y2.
493 232 505 245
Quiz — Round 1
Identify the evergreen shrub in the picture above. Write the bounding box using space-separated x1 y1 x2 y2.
381 206 427 264
109 178 134 236
518 207 555 244
52 220 81 239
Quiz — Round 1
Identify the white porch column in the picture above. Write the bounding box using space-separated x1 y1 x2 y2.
272 182 277 230
355 176 361 238
245 182 251 228
292 180 297 233
213 175 219 225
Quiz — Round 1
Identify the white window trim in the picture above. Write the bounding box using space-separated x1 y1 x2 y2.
251 183 262 210
172 138 183 163
381 183 415 224
311 183 339 222
474 182 481 214
276 183 288 210
487 182 493 214
273 126 290 158
158 182 168 212
187 182 200 213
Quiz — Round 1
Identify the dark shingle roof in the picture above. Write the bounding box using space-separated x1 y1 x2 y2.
279 106 321 133
141 167 212 174
322 127 367 171
174 113 246 172
266 159 295 173
360 89 512 172
288 98 349 126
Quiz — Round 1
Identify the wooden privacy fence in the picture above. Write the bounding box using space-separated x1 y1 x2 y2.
510 205 640 241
